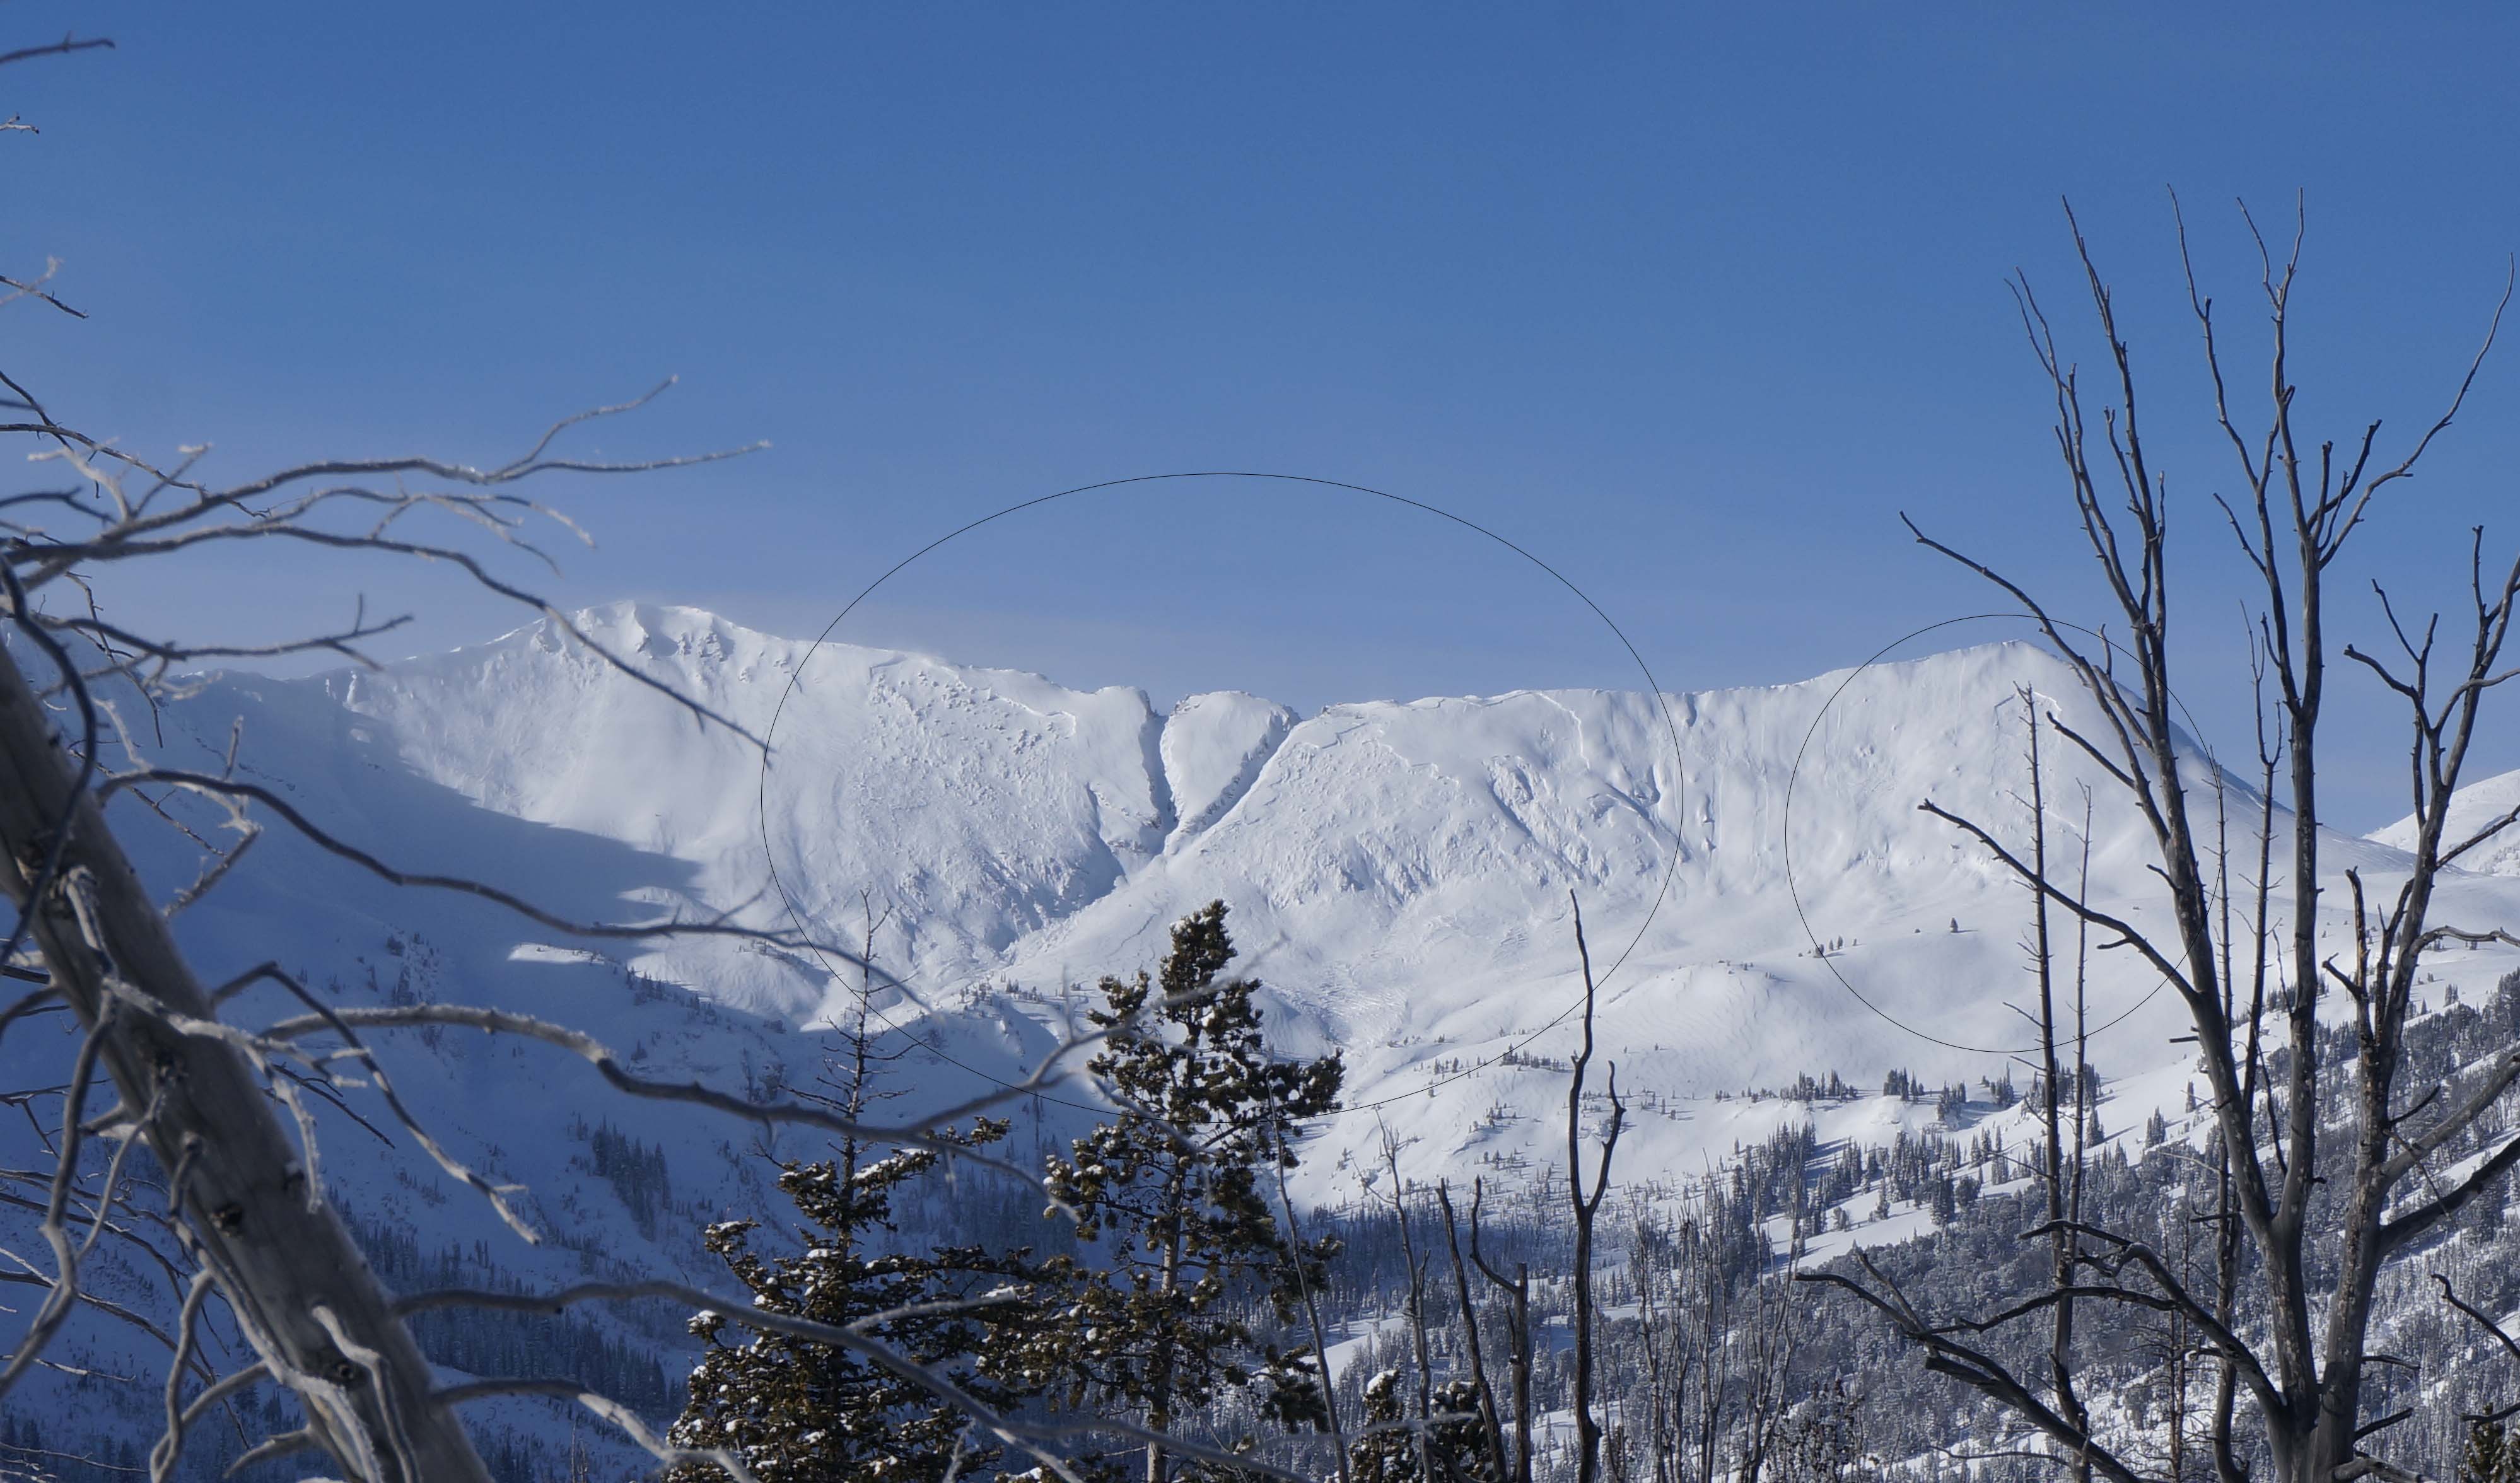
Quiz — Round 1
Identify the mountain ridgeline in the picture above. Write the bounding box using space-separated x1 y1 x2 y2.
9 602 2520 1479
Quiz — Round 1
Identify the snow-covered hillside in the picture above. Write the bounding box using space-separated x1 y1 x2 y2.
141 602 2520 1197
15 601 2520 1469
2372 765 2520 877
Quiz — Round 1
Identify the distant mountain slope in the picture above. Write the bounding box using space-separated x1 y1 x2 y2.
147 604 2520 1154
15 602 2520 1472
281 607 2179 1074
2371 765 2520 877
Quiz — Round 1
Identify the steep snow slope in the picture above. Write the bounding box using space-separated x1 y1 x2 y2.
14 602 2520 1468
176 603 2520 1183
1162 691 1298 842
330 602 1174 1016
2371 766 2520 876
285 607 2186 1085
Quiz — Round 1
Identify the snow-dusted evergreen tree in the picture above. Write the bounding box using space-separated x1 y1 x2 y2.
2464 1424 2520 1483
1345 1369 1493 1483
668 943 1059 1483
1042 900 1346 1483
668 1135 1051 1483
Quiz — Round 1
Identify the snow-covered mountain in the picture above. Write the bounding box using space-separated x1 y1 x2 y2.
16 601 2520 1471
2372 765 2520 877
134 601 2520 1195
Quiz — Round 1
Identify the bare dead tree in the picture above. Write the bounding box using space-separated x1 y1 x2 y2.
2201 635 2283 1483
1437 1180 1512 1483
1567 892 1626 1483
1730 1270 1799 1483
1806 194 2520 1483
1466 1178 1534 1483
1633 1221 1681 1483
1631 1187 1799 1483
1273 1083 1353 1483
2021 689 2095 1483
1368 1120 1441 1483
1677 1213 1731 1483
2432 1275 2520 1429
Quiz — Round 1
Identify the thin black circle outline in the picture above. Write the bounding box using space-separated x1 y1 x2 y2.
754 472 1690 1117
1779 612 2225 1057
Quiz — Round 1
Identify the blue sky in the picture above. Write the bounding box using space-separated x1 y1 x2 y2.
8 3 2519 827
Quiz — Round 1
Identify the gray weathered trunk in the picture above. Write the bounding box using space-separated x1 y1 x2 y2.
0 642 489 1481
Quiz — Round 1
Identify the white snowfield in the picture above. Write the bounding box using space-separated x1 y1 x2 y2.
2371 764 2520 878
15 601 2520 1453
163 602 2520 1201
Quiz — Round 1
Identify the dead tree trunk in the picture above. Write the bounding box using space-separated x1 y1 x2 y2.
1566 893 1626 1483
1847 197 2520 1483
1381 1129 1440 1483
0 641 491 1481
2022 694 2093 1483
1467 1179 1533 1483
1438 1181 1511 1483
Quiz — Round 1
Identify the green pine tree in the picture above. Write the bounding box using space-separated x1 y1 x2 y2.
1346 1369 1417 1483
668 1132 1052 1483
2463 1422 2509 1483
668 951 1062 1483
1042 900 1345 1483
1346 1371 1495 1483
